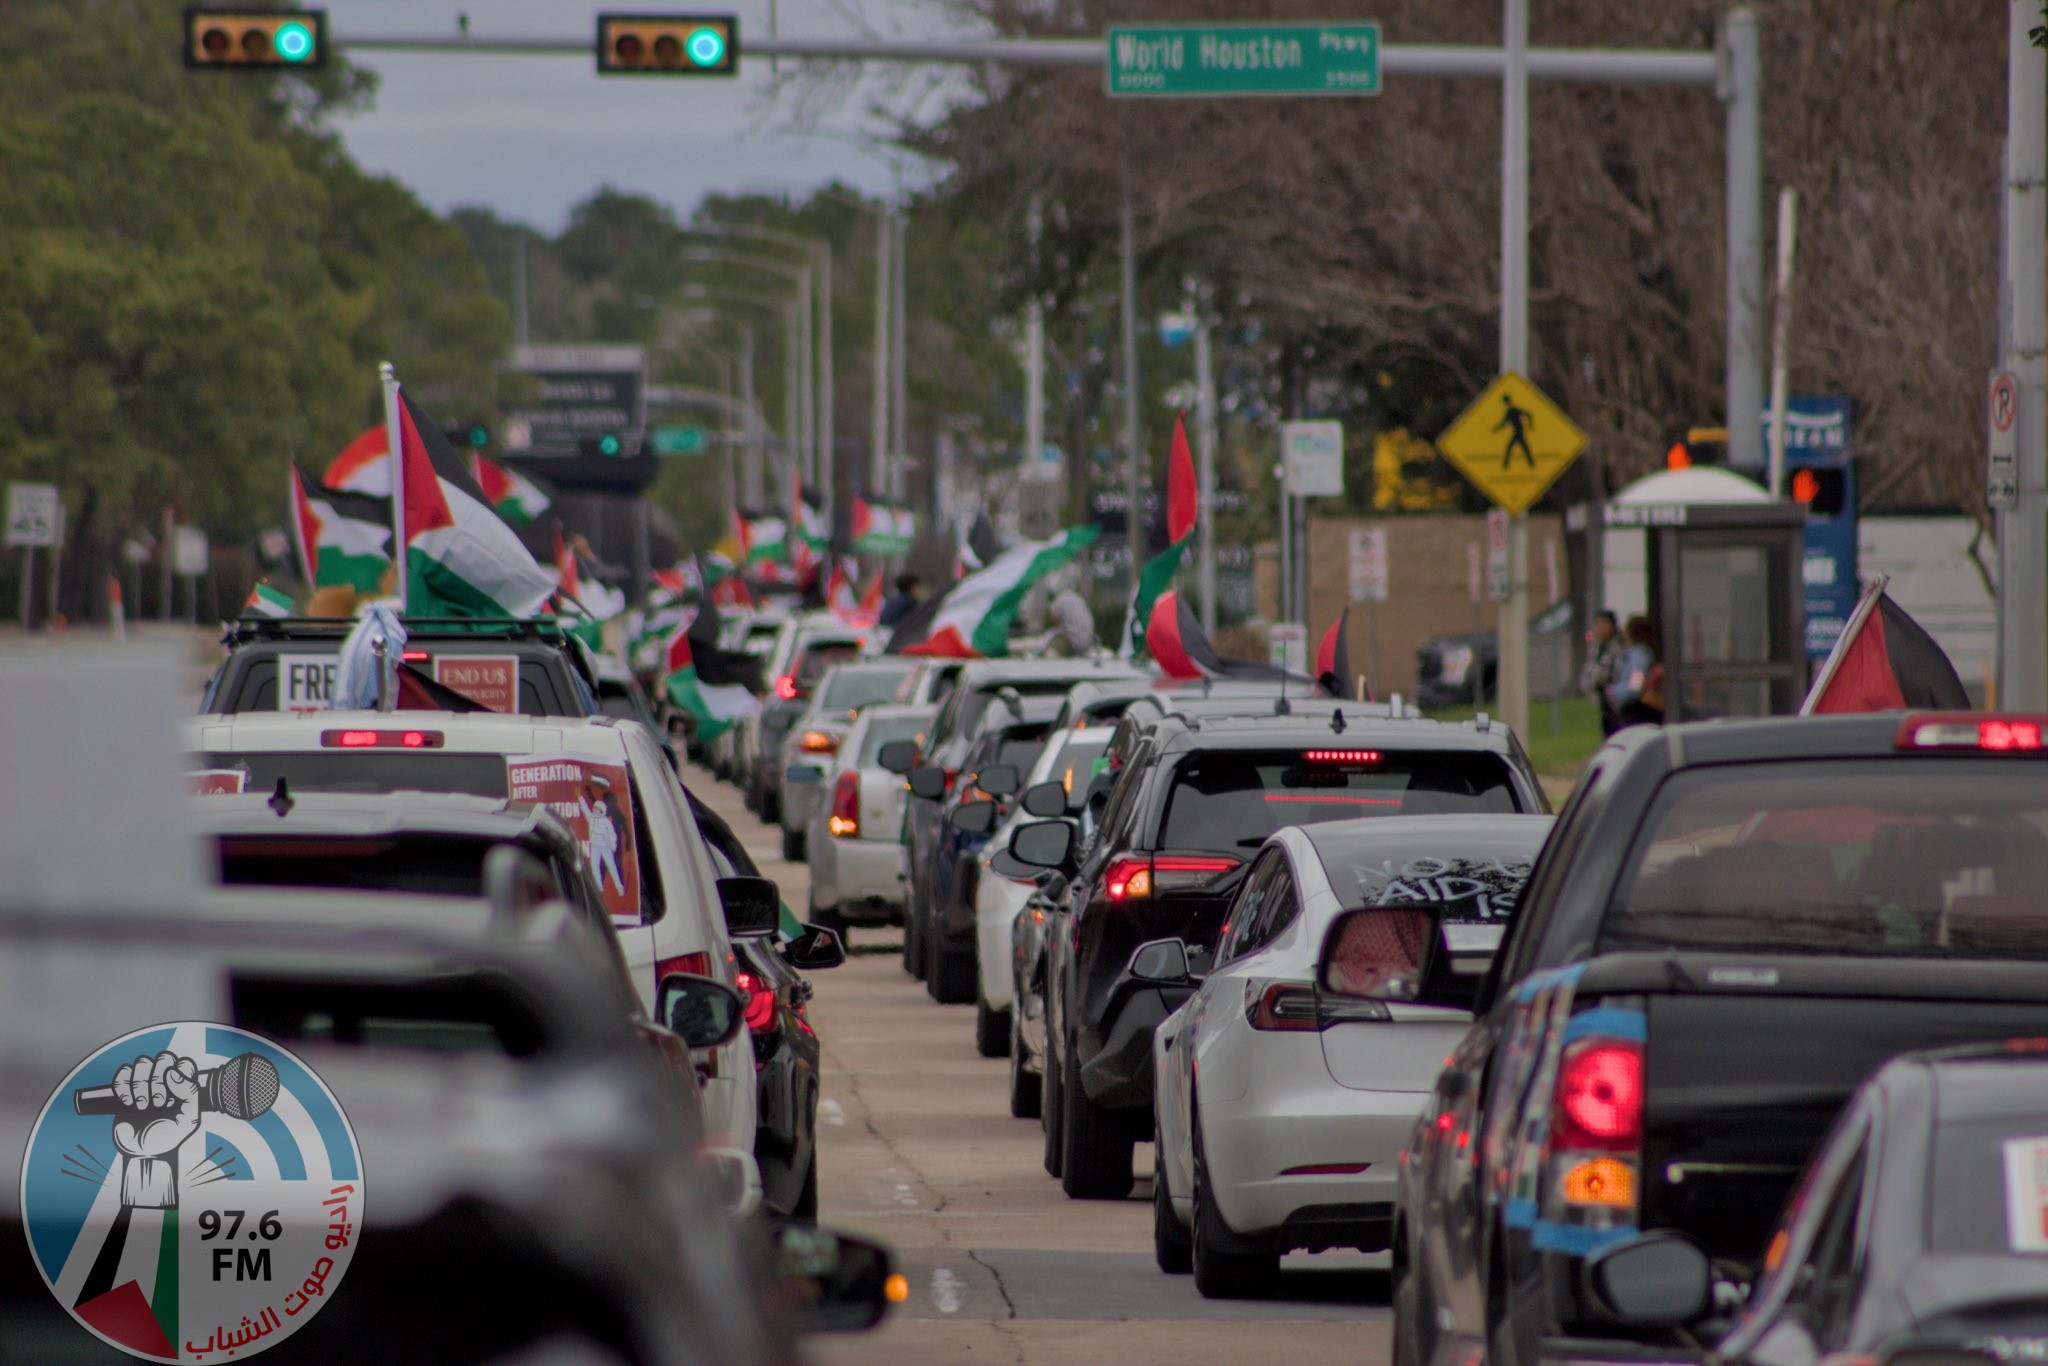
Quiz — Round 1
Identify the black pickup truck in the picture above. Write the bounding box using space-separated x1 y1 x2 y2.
1349 711 2048 1366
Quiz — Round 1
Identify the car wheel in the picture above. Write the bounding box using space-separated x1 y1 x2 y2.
1041 1037 1065 1177
1392 1245 1425 1366
927 932 975 1005
780 823 805 863
760 785 781 826
1059 1049 1135 1200
1008 1012 1041 1120
1152 1123 1193 1274
974 996 1010 1059
902 898 925 979
1190 1114 1277 1299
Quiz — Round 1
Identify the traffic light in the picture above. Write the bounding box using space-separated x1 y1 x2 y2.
581 433 638 458
450 423 490 450
596 13 738 75
184 8 327 68
1790 465 1848 517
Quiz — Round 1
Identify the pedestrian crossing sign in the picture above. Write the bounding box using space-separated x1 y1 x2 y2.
1435 372 1588 515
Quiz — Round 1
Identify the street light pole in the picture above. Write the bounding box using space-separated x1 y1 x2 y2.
2003 0 2048 709
1498 0 1531 739
1193 289 1218 633
891 210 908 502
1119 165 1143 606
871 210 890 501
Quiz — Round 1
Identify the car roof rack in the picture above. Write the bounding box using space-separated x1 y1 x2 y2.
225 615 572 645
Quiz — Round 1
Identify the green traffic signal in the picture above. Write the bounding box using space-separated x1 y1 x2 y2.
467 424 489 449
598 433 623 457
686 26 726 67
274 19 316 62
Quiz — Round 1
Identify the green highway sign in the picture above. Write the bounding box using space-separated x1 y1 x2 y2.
1105 22 1380 99
651 425 709 455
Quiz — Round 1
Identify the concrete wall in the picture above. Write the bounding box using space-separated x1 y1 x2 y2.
1302 514 1569 698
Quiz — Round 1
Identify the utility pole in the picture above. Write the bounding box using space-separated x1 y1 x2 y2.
1192 283 1218 633
1025 198 1046 516
871 208 890 500
2003 0 2047 709
1497 0 1530 738
514 235 530 345
1119 165 1143 603
818 243 835 529
891 209 909 501
1765 188 1799 498
775 301 796 508
1723 10 1763 472
796 268 814 490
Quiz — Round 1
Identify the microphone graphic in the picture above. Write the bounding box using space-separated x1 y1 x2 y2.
72 1052 282 1122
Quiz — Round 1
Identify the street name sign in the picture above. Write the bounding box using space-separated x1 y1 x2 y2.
1436 372 1588 516
1105 22 1380 98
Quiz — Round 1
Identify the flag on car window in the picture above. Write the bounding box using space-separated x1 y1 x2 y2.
892 525 1101 658
1802 576 1969 714
394 389 556 619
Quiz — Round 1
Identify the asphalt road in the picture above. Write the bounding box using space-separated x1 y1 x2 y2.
689 769 1393 1365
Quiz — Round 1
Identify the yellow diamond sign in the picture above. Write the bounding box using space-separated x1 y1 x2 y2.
1435 372 1588 515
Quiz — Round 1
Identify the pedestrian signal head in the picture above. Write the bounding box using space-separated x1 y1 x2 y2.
596 14 738 75
185 8 327 68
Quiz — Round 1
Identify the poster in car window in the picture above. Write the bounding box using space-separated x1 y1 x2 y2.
2003 1136 2048 1252
506 758 640 920
1338 853 1535 923
188 769 247 795
274 654 339 712
432 656 518 713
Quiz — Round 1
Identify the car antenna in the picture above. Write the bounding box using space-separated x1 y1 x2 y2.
1331 708 1346 734
268 777 294 819
1274 666 1291 716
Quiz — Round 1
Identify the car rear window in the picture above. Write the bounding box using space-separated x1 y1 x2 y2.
820 664 912 712
1157 749 1519 852
1050 737 1111 799
858 715 928 764
1931 1112 2048 1255
217 834 560 899
199 752 511 798
795 640 862 682
1317 832 1545 924
1607 761 2048 957
958 680 1099 736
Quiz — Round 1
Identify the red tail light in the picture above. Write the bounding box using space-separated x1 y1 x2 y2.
1553 1040 1643 1150
1898 713 2048 751
1104 854 1239 902
321 729 443 748
1247 981 1321 1031
734 970 776 1033
798 729 840 754
1104 855 1153 901
401 650 430 663
774 674 799 700
829 771 861 838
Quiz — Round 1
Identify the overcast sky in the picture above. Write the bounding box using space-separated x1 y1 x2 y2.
322 0 977 231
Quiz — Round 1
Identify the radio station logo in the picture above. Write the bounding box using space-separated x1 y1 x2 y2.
20 1023 363 1360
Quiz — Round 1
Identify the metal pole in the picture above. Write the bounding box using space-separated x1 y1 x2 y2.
819 242 835 530
796 269 814 488
891 210 909 497
1723 9 1764 473
739 321 758 509
2004 0 2048 709
1025 198 1046 519
1279 448 1293 623
1194 301 1218 632
381 362 407 605
1765 187 1799 498
871 209 891 498
1119 165 1143 603
159 506 173 621
1498 0 1531 738
777 301 797 508
514 235 530 346
17 547 31 629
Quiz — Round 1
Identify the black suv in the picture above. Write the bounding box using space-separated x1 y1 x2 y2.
1009 707 1547 1200
201 616 602 716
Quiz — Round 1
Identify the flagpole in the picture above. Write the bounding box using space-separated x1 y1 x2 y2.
380 362 406 606
1799 573 1887 714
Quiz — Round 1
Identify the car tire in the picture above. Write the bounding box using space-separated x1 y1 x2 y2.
1190 1115 1277 1299
1042 1038 1065 1177
974 996 1010 1059
760 785 781 826
1060 1051 1135 1200
1152 1123 1193 1275
927 934 975 1005
902 899 925 979
791 1152 819 1220
781 822 805 863
1008 1012 1041 1120
1392 1249 1425 1366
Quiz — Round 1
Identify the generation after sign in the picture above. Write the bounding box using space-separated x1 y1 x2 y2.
1105 22 1381 98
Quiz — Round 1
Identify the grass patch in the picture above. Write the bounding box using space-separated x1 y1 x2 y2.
1425 694 1605 784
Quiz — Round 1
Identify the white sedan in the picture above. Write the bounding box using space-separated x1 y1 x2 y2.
1148 812 1554 1298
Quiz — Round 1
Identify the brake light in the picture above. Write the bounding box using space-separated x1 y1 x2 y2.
1247 981 1321 1032
401 650 430 663
734 970 776 1033
829 771 861 838
1898 713 2048 751
1104 854 1239 901
1553 1041 1643 1149
1303 749 1383 763
798 730 840 754
1104 855 1152 901
775 674 799 700
320 729 443 748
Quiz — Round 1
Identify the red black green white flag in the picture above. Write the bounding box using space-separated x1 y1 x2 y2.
890 525 1101 658
1146 588 1311 685
1122 412 1199 655
289 464 391 595
394 389 555 619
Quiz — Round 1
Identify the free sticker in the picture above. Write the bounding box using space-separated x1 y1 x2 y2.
20 1023 363 1360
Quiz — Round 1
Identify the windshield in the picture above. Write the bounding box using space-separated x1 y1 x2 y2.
820 664 912 713
858 714 929 764
198 752 511 797
795 640 862 683
1607 762 2048 956
1157 749 1519 852
1047 737 1111 801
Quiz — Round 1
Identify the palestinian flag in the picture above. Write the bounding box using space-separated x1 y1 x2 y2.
474 455 551 526
1122 412 1200 656
827 562 875 626
1316 606 1367 698
324 424 391 495
954 512 1002 578
1147 588 1312 685
853 496 915 555
792 478 829 576
859 569 883 622
290 464 391 594
1802 576 1969 714
244 583 294 618
742 510 789 565
395 389 556 619
891 525 1101 658
664 623 762 742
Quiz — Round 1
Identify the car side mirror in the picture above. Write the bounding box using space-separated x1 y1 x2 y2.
976 764 1020 798
771 1221 899 1334
877 739 919 775
1316 905 1468 1009
1021 780 1069 818
785 922 847 971
1128 938 1201 987
1008 819 1076 872
659 973 745 1049
718 875 781 937
948 800 998 835
1582 1231 1714 1328
907 766 948 801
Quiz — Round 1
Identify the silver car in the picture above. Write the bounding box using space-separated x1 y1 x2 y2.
805 702 935 939
776 658 918 861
